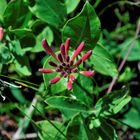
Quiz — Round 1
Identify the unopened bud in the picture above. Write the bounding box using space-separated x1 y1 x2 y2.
65 38 71 56
42 39 58 61
0 27 4 41
67 79 72 91
72 42 84 61
80 71 95 77
81 50 92 62
49 76 61 84
48 61 57 67
39 68 54 73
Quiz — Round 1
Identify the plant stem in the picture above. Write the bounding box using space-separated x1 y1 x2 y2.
99 1 140 16
12 95 38 140
107 18 140 94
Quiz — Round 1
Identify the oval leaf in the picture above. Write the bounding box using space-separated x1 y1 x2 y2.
45 96 89 112
95 86 131 117
29 0 66 28
91 43 118 77
62 1 101 50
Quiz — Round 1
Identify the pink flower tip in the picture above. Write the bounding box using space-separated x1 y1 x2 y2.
72 42 84 61
67 79 72 91
39 68 54 73
70 74 76 81
49 76 61 84
42 39 59 61
65 38 71 56
0 27 4 41
60 44 65 56
80 71 95 77
82 50 92 62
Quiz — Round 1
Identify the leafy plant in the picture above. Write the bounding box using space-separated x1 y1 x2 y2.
0 0 139 140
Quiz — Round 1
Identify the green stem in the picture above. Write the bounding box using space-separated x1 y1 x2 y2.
0 74 39 87
32 105 67 139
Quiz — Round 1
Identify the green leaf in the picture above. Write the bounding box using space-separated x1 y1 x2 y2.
121 108 140 129
118 67 136 82
9 27 36 48
0 44 12 64
91 118 118 140
31 26 54 52
118 38 140 61
14 57 31 76
64 0 80 14
3 0 30 28
0 103 17 114
8 40 31 76
134 132 140 140
72 79 93 108
0 0 7 15
10 87 27 104
29 0 66 28
131 97 140 113
66 113 99 140
120 97 140 129
91 43 118 77
77 74 94 94
62 1 101 50
95 86 131 117
45 96 89 113
37 120 66 140
43 55 67 94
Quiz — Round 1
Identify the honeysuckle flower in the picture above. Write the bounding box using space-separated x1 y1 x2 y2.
0 27 4 41
39 38 95 90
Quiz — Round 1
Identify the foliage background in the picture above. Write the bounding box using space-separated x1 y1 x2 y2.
0 0 140 140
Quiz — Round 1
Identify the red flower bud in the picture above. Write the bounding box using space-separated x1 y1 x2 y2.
58 53 63 63
67 79 72 91
66 55 70 62
60 44 65 57
69 60 73 66
49 76 61 84
65 38 71 56
70 74 75 81
71 68 78 73
48 61 57 67
42 39 58 61
81 50 92 62
74 59 82 66
72 42 84 61
0 27 4 41
80 71 95 77
39 68 54 73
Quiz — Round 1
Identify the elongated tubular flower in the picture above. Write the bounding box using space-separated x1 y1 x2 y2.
65 38 71 56
0 27 4 41
81 50 92 62
48 61 57 67
67 79 72 91
42 39 59 61
39 68 55 73
71 42 84 61
39 38 95 90
80 71 95 77
49 76 61 84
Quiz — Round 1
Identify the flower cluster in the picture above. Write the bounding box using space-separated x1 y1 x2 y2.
0 27 4 41
39 38 95 90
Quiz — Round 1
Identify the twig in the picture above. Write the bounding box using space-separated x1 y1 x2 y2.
107 18 140 94
0 126 12 140
13 133 37 140
12 96 38 140
99 1 140 16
